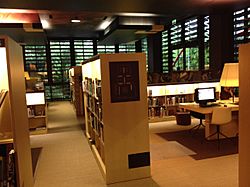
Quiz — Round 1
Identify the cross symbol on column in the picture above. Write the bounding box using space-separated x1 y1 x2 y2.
116 66 133 96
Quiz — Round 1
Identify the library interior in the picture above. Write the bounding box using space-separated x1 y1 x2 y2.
0 1 250 187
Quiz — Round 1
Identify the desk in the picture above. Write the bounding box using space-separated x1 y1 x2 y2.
179 102 239 140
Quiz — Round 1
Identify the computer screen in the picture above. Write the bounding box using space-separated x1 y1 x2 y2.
26 92 45 106
194 87 216 105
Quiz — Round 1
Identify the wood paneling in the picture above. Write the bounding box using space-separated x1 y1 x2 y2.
3 35 33 187
239 43 250 187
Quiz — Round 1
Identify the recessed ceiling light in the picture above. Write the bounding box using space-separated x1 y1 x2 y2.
71 19 81 23
117 12 159 17
0 8 36 13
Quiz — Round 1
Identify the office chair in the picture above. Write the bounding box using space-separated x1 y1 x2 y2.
189 111 206 134
206 107 232 149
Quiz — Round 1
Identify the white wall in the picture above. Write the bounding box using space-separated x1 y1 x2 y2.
0 47 9 90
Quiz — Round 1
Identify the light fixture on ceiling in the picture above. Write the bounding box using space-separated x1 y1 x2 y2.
0 8 36 13
41 19 50 29
98 17 114 30
117 12 159 17
71 17 81 23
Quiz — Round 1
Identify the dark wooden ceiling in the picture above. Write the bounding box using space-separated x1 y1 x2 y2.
0 0 249 45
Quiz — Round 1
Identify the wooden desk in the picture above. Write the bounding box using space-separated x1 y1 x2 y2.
179 102 239 140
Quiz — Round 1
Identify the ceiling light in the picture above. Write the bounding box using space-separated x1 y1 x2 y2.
41 19 50 29
99 20 111 30
0 8 36 13
98 17 114 30
71 18 81 23
117 12 159 17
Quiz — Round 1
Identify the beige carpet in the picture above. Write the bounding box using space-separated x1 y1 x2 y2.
30 101 238 187
150 141 196 161
30 101 105 187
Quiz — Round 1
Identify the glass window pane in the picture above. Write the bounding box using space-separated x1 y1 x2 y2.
141 38 148 71
186 47 199 70
172 48 184 71
162 30 169 73
118 43 136 53
74 40 94 65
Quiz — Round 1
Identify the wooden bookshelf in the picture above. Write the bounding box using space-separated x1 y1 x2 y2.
0 35 33 187
69 66 84 116
147 82 221 122
82 53 151 184
26 92 48 134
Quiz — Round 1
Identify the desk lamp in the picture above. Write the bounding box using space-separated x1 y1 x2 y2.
220 63 239 103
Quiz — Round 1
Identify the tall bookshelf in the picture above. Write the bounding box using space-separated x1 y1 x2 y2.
0 36 33 187
69 66 84 116
82 53 150 184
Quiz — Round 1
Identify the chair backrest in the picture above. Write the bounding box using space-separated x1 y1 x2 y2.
211 107 232 125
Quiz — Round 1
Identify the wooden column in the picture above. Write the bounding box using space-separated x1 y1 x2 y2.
209 8 234 79
2 36 34 187
239 43 250 187
135 40 142 52
147 33 162 73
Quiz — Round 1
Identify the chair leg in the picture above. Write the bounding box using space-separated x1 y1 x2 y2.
189 119 205 135
218 131 229 139
206 131 218 140
217 126 220 150
206 125 234 150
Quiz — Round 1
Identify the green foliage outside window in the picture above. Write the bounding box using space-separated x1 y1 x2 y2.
172 49 184 71
186 47 199 70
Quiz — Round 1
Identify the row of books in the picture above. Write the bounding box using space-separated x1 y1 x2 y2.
0 144 16 187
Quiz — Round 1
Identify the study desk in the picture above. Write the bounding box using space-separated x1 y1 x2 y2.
179 102 239 140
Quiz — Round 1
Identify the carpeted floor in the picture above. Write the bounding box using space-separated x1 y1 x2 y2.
154 128 238 160
30 101 239 187
150 141 196 161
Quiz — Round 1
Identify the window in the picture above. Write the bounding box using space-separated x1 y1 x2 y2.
74 40 94 65
141 38 148 71
162 30 169 73
172 48 184 71
233 7 250 61
49 40 71 100
97 44 115 54
204 16 210 70
24 45 47 73
170 23 182 45
186 47 199 70
185 18 198 42
118 43 136 53
23 45 51 99
162 16 209 72
185 17 199 70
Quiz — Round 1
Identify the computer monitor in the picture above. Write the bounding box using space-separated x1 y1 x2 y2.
194 87 216 107
26 92 45 106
